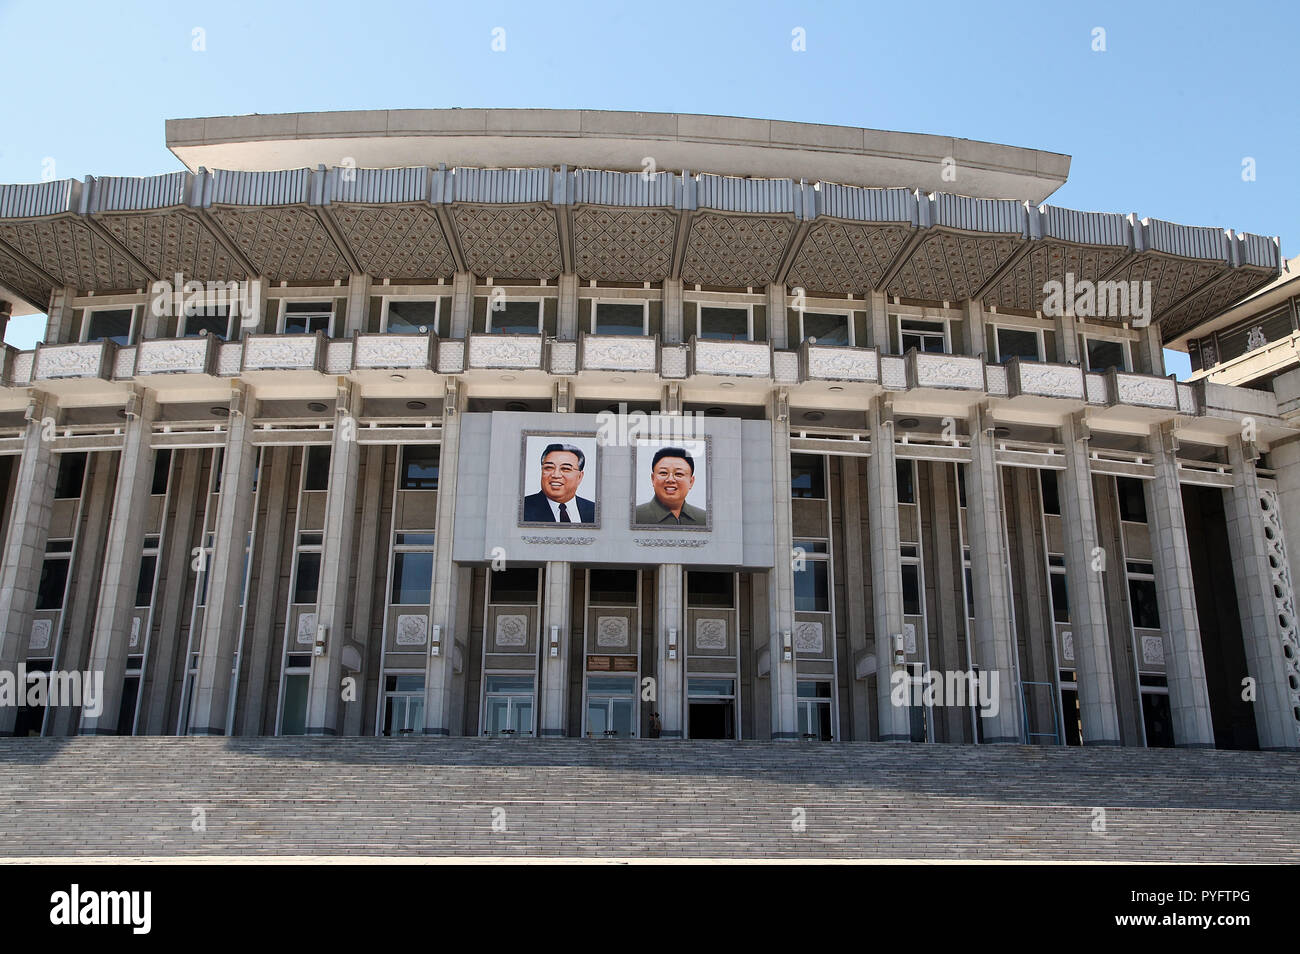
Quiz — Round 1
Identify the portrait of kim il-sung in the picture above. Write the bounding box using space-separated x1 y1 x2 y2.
519 434 600 527
632 438 709 530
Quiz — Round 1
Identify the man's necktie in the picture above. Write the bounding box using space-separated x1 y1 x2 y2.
559 503 571 523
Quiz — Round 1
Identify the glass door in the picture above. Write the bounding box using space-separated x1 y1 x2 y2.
484 675 535 736
586 676 636 738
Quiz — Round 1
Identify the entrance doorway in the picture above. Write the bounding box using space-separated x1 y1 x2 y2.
687 678 735 739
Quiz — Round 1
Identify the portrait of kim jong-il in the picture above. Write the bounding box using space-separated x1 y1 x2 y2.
633 440 708 528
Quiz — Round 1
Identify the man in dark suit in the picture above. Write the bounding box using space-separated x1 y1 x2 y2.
522 443 596 523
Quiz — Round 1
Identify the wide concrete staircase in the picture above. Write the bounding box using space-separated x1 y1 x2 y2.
0 738 1296 861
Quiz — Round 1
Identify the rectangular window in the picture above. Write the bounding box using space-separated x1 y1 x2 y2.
1116 476 1148 523
1085 337 1127 373
686 571 734 608
588 568 638 606
698 306 749 341
55 453 87 500
183 305 230 340
394 532 435 546
802 312 850 346
964 565 974 619
1040 469 1061 516
794 560 829 612
390 552 434 605
900 318 947 354
283 301 332 335
790 454 826 499
896 459 915 504
135 555 158 608
901 563 921 616
385 300 438 334
85 308 134 346
151 449 172 496
36 556 71 611
490 567 539 604
383 674 426 736
1128 578 1160 630
1049 570 1070 624
593 301 647 336
303 446 331 492
488 299 542 334
996 327 1041 363
400 445 440 490
293 552 321 604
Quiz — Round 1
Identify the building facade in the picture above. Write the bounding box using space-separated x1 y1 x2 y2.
0 109 1295 749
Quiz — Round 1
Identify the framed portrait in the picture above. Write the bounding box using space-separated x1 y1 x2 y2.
631 437 710 531
518 432 601 528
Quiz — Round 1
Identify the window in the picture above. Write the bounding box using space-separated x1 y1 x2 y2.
1084 337 1128 373
686 571 734 608
802 311 851 346
293 552 321 604
54 453 87 500
182 305 231 340
151 449 172 496
794 558 829 613
1040 469 1061 516
1128 566 1160 630
1049 559 1070 624
1116 477 1147 523
282 301 332 336
698 306 749 341
900 318 947 354
303 446 331 492
790 454 826 499
589 568 637 605
483 675 535 736
490 567 539 604
399 445 439 490
957 464 968 508
896 459 915 505
901 562 921 616
36 543 72 611
85 308 134 346
996 327 1042 363
487 299 541 334
135 550 158 609
390 552 434 605
593 301 647 336
382 674 425 736
384 299 439 334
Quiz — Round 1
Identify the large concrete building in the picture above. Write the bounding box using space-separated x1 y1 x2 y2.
0 109 1295 749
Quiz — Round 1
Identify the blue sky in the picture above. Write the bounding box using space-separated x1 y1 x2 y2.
1 0 1295 377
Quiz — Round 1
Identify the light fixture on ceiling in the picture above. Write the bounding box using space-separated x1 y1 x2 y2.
898 418 920 429
500 374 516 382
994 426 1013 439
827 385 844 392
307 402 329 413
719 381 736 389
803 411 825 422
611 377 625 384
406 401 428 411
506 401 529 412
209 406 229 417
390 373 406 382
705 406 726 417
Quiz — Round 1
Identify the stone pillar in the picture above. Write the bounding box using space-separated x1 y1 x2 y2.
187 384 259 735
538 561 572 736
450 272 476 338
961 298 987 359
0 393 59 736
867 398 911 740
839 456 872 741
0 298 11 343
424 380 466 735
45 286 77 344
1059 412 1123 744
928 461 970 742
239 446 291 735
865 291 889 353
1143 423 1215 747
1054 311 1081 366
662 278 683 344
768 389 798 739
766 283 787 350
557 273 578 340
1225 437 1300 750
344 273 371 337
656 564 685 738
304 382 361 735
1134 323 1164 376
343 444 384 737
81 389 159 734
965 403 1022 742
237 276 267 338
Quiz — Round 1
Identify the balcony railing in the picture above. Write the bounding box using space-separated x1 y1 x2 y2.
352 330 438 371
134 335 218 376
241 332 326 372
579 333 659 373
33 340 115 381
799 341 878 384
1108 371 1178 410
1005 358 1086 401
905 349 984 391
466 333 546 371
689 336 772 378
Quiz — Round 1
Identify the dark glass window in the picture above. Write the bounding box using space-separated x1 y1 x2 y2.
135 555 157 608
901 564 921 616
489 566 539 604
594 302 645 336
86 308 134 345
687 571 734 608
896 459 915 504
1085 338 1126 373
36 558 70 610
1129 578 1160 629
997 327 1041 362
54 453 87 499
293 552 321 604
283 302 331 335
489 300 541 334
1050 571 1070 623
589 569 637 605
151 449 172 496
1116 477 1147 523
1040 469 1061 516
794 561 829 612
964 566 974 618
400 445 440 490
303 446 331 491
790 454 825 499
901 319 946 354
803 312 850 346
699 307 748 341
386 300 438 334
184 306 229 339
957 465 968 508
390 552 434 605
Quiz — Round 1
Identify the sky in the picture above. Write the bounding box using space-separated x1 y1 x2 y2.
1 0 1295 378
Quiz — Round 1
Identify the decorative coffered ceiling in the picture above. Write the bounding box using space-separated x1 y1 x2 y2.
681 212 793 288
571 206 676 283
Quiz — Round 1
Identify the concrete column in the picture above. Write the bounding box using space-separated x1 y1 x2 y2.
557 273 578 340
238 276 268 337
344 273 371 337
1054 312 1081 366
424 380 466 735
1225 437 1300 750
655 564 685 738
538 561 572 736
1059 413 1122 744
45 286 77 344
142 449 203 735
450 272 476 338
187 384 259 735
343 444 384 737
839 456 871 741
0 393 59 736
81 390 159 734
768 390 798 739
1143 423 1215 746
766 283 787 350
927 461 969 741
867 398 911 740
1272 436 1300 608
662 278 683 344
240 446 291 735
0 298 11 343
965 403 1022 741
961 298 987 359
865 291 889 353
304 383 361 735
1134 324 1164 376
